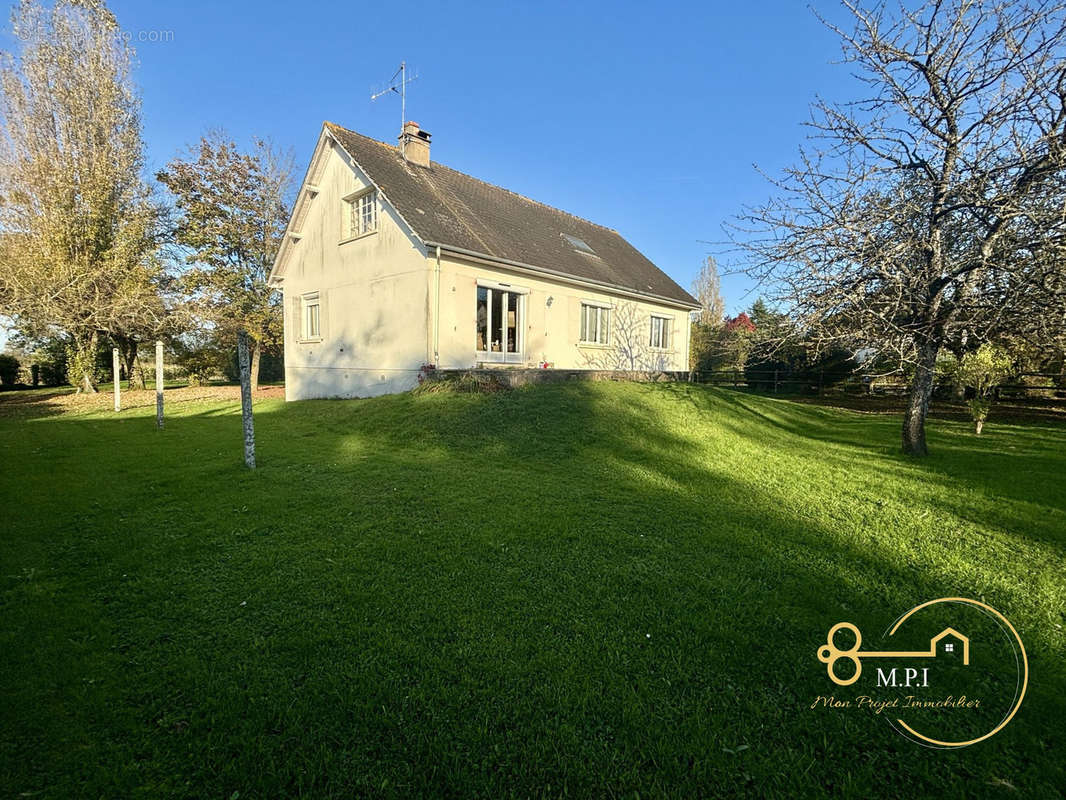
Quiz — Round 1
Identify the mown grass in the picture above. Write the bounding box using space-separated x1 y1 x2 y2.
1 382 1063 798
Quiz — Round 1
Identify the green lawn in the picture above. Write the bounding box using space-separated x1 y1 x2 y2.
1 382 1063 797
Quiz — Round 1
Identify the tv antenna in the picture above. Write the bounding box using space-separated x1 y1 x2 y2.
371 61 418 157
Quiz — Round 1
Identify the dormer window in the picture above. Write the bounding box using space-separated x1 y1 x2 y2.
343 189 377 239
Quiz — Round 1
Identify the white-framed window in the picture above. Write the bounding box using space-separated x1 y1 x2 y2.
650 315 671 349
302 292 321 340
343 189 377 238
475 282 526 362
579 302 610 345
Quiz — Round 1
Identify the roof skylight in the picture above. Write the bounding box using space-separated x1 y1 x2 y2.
561 233 596 255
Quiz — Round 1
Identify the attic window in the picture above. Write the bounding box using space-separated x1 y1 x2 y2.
562 233 596 255
343 189 377 239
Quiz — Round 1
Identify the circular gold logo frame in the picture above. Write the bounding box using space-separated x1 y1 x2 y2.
885 597 1028 749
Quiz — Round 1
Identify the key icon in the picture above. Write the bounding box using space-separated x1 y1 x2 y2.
817 622 969 686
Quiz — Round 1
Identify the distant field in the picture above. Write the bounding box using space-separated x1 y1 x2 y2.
1 382 1063 797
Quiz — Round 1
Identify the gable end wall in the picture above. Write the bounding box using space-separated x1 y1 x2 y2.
281 140 431 399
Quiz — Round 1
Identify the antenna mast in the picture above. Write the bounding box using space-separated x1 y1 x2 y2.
371 61 418 157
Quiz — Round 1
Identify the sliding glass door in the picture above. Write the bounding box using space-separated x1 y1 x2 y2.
476 285 523 363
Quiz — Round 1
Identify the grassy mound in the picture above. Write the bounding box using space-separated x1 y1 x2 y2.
1 382 1062 797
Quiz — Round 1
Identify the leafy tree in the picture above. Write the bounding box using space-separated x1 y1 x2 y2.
0 0 163 392
747 299 785 334
710 313 756 372
955 343 1014 434
736 0 1066 455
725 313 755 334
157 133 294 391
689 319 708 371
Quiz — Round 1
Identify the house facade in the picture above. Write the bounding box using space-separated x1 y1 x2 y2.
269 121 700 400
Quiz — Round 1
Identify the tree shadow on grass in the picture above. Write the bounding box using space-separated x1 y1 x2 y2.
264 385 1063 787
0 388 77 420
669 385 1066 542
1 382 1063 797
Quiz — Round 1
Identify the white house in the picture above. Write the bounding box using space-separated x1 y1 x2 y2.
268 121 700 400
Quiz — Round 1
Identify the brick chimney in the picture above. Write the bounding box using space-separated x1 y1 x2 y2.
399 121 431 166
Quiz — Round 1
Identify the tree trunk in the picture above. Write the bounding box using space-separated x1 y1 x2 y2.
975 418 984 435
250 340 261 393
237 330 256 469
76 331 98 393
135 355 148 389
121 339 142 389
902 339 940 456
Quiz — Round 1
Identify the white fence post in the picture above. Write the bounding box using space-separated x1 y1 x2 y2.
112 347 121 412
155 340 164 429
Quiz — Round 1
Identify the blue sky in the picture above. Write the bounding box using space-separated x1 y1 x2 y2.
5 0 862 346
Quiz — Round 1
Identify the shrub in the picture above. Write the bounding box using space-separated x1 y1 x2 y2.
412 371 510 395
0 353 20 387
743 345 858 394
65 344 98 391
36 345 68 386
222 347 284 383
177 347 224 386
955 343 1014 435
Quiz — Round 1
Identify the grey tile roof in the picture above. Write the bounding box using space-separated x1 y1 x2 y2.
325 123 699 307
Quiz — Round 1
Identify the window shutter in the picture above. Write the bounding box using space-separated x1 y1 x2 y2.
318 290 328 340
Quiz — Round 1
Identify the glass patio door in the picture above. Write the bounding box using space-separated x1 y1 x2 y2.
476 285 523 363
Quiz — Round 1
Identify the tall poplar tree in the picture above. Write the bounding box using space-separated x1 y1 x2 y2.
0 0 162 392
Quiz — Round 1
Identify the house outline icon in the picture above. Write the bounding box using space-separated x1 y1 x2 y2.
929 627 970 664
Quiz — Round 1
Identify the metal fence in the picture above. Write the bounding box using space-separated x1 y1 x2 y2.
690 369 1066 400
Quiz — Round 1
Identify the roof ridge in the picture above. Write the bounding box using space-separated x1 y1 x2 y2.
324 121 619 235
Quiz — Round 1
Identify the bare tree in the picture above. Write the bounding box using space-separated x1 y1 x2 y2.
735 0 1066 455
692 255 726 325
0 0 162 392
